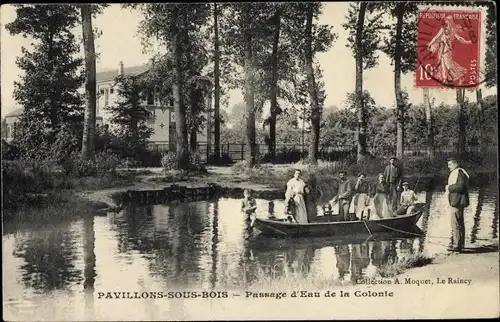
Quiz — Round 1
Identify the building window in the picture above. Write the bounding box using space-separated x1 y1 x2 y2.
6 125 11 138
104 88 109 107
147 109 155 125
110 88 114 94
147 91 154 105
100 89 104 95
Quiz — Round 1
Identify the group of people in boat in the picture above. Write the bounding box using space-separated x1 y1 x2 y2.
241 157 418 224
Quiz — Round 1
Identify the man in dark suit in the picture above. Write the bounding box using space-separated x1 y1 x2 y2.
383 157 402 211
445 158 470 252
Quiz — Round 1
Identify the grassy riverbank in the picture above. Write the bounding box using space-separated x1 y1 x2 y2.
4 152 496 224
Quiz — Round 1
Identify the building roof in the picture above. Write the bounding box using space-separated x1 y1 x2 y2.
4 107 24 118
96 63 152 83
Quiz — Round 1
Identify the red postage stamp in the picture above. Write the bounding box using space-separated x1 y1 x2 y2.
415 10 481 89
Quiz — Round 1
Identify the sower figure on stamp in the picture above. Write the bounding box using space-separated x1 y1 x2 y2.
445 158 470 252
384 157 403 211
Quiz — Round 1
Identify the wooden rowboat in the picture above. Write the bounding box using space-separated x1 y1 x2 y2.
252 203 426 238
248 226 424 251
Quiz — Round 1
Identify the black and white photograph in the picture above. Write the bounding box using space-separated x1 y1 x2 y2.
1 1 498 320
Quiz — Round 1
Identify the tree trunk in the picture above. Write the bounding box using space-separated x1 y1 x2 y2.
305 5 320 165
80 4 96 160
394 3 404 160
189 130 197 152
268 7 281 163
423 88 435 159
213 2 221 163
476 88 486 158
456 88 466 157
172 10 189 168
355 3 367 163
243 4 257 167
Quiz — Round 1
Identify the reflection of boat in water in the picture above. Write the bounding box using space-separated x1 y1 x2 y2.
247 226 423 251
253 203 425 238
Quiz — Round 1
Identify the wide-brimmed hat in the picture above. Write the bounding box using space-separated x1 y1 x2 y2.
390 156 397 161
402 181 409 186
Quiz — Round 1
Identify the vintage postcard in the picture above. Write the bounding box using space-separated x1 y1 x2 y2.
2 1 498 321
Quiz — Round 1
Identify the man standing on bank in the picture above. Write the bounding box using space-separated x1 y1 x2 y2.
384 157 403 211
445 158 470 252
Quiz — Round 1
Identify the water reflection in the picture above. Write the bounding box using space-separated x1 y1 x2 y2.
3 183 499 320
470 185 485 243
83 215 96 320
11 222 82 292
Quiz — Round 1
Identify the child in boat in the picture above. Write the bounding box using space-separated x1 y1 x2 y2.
394 182 417 216
241 189 257 222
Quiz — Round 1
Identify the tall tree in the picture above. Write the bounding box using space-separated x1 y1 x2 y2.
80 4 97 160
268 5 281 162
80 4 108 160
382 2 418 160
6 5 84 160
456 89 467 157
304 4 320 164
242 4 257 166
131 4 211 168
213 2 221 163
343 3 386 162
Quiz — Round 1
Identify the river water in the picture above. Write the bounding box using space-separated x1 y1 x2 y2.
3 182 498 321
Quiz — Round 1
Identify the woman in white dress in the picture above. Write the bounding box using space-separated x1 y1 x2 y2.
284 169 308 223
369 173 393 219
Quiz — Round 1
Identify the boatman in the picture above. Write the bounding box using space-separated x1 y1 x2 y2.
384 156 403 211
445 158 470 253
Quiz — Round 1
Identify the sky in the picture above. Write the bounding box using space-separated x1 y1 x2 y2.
1 3 496 118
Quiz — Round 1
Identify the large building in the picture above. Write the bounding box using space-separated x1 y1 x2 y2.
2 61 213 153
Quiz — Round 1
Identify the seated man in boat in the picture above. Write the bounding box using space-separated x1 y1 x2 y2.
284 169 308 223
241 189 257 224
393 182 417 216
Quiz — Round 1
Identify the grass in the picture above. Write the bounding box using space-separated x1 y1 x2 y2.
377 253 434 278
245 265 345 292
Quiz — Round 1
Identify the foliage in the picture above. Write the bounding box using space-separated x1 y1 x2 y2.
343 3 388 70
220 95 498 161
6 5 84 156
380 2 418 74
61 151 120 177
485 2 497 88
106 74 153 160
161 151 207 172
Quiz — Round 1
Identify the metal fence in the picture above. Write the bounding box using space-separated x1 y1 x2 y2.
146 141 497 164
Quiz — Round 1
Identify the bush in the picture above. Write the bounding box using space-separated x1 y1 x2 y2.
61 151 120 177
161 151 206 172
2 159 56 209
161 151 178 171
1 139 19 160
